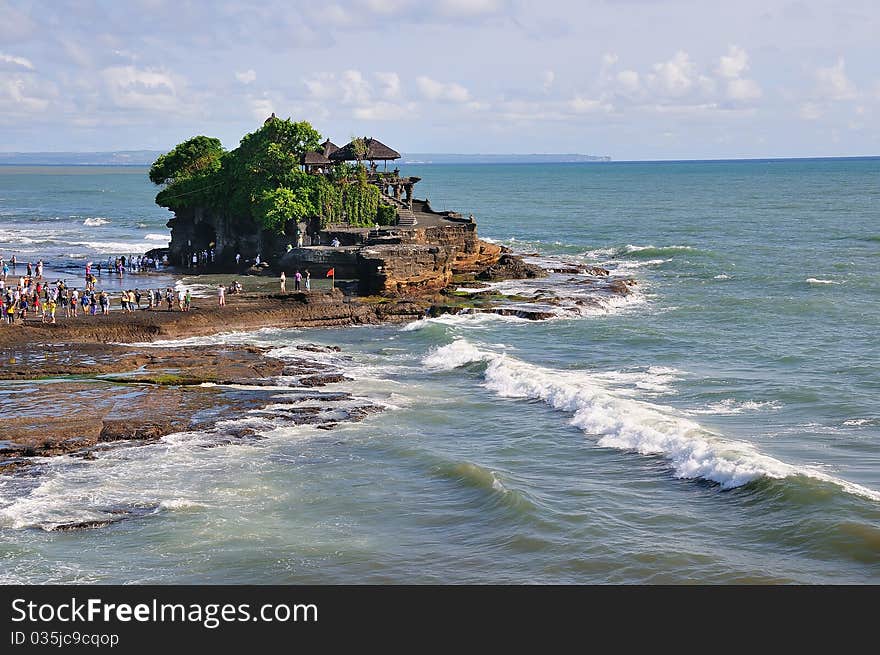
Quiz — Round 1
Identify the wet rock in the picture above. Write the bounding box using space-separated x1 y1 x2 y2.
299 373 352 387
296 344 341 353
50 519 116 531
476 254 546 281
607 279 638 295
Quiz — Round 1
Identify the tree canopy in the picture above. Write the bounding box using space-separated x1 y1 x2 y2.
150 118 385 232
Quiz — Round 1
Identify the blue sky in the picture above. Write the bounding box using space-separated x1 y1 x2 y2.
0 0 877 159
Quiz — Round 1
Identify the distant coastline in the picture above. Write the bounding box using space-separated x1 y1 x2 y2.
0 151 612 166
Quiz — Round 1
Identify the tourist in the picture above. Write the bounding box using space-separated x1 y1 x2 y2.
331 237 340 248
184 290 192 312
134 288 142 308
178 288 185 311
10 255 16 273
255 253 261 265
165 288 174 311
280 271 286 293
294 270 302 291
100 291 109 315
305 269 310 291
235 253 241 267
218 284 226 307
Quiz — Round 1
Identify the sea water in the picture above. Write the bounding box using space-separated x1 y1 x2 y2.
0 159 878 583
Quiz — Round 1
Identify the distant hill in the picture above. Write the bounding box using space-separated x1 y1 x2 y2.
401 153 611 164
0 151 163 166
0 151 612 166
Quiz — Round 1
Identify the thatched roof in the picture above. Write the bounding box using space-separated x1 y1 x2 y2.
302 151 331 165
330 137 401 161
321 139 339 158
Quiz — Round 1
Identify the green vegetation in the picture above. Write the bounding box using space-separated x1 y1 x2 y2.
376 204 397 226
149 117 390 233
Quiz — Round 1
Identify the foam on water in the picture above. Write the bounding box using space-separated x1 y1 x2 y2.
422 339 880 502
82 217 110 226
144 233 170 242
806 278 840 285
688 399 783 415
72 241 155 255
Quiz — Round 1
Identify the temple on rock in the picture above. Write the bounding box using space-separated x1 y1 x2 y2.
160 117 501 297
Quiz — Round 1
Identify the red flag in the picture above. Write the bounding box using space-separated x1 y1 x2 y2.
326 268 335 277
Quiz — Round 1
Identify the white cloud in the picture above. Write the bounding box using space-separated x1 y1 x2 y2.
339 70 372 105
799 102 822 120
616 70 640 93
727 78 761 101
416 75 470 103
303 72 337 100
816 57 857 100
0 77 48 113
304 70 373 105
362 0 412 14
235 69 256 84
718 46 748 79
375 71 401 98
353 100 414 120
568 96 611 113
437 0 504 17
0 52 34 71
249 97 274 121
542 70 555 91
649 51 696 96
101 65 179 111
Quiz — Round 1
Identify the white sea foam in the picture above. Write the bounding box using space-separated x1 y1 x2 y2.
71 241 154 255
806 278 840 285
623 244 696 253
402 311 530 332
843 418 877 427
422 339 880 501
82 217 110 226
688 399 782 415
713 274 730 280
144 233 170 242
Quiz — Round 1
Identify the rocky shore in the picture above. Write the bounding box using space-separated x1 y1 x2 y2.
0 252 637 491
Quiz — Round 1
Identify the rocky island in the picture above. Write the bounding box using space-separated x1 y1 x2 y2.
0 115 636 498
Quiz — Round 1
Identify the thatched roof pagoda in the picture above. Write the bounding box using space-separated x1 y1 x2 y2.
321 139 339 158
330 137 401 162
302 151 331 166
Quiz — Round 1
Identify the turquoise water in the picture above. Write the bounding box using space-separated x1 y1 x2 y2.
1 160 878 583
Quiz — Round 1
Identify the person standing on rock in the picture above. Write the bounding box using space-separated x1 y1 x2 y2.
218 284 226 307
280 271 286 293
294 270 302 291
305 269 310 292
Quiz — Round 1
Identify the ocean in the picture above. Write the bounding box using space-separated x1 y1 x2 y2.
0 159 878 583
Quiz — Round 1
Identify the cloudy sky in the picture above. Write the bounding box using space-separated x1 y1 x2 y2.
0 0 878 159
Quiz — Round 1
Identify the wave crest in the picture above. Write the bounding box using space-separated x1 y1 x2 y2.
422 339 880 501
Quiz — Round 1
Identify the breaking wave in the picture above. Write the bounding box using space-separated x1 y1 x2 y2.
806 278 840 285
422 339 880 502
82 217 110 226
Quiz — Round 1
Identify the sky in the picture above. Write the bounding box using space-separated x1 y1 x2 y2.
0 0 878 160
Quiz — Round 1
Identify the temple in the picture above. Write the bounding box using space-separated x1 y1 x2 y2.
165 123 504 296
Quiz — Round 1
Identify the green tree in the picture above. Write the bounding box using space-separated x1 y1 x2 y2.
149 136 224 186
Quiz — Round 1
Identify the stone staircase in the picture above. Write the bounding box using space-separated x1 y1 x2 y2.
380 190 417 227
396 208 417 226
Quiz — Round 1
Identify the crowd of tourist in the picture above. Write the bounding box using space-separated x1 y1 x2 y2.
0 253 193 326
